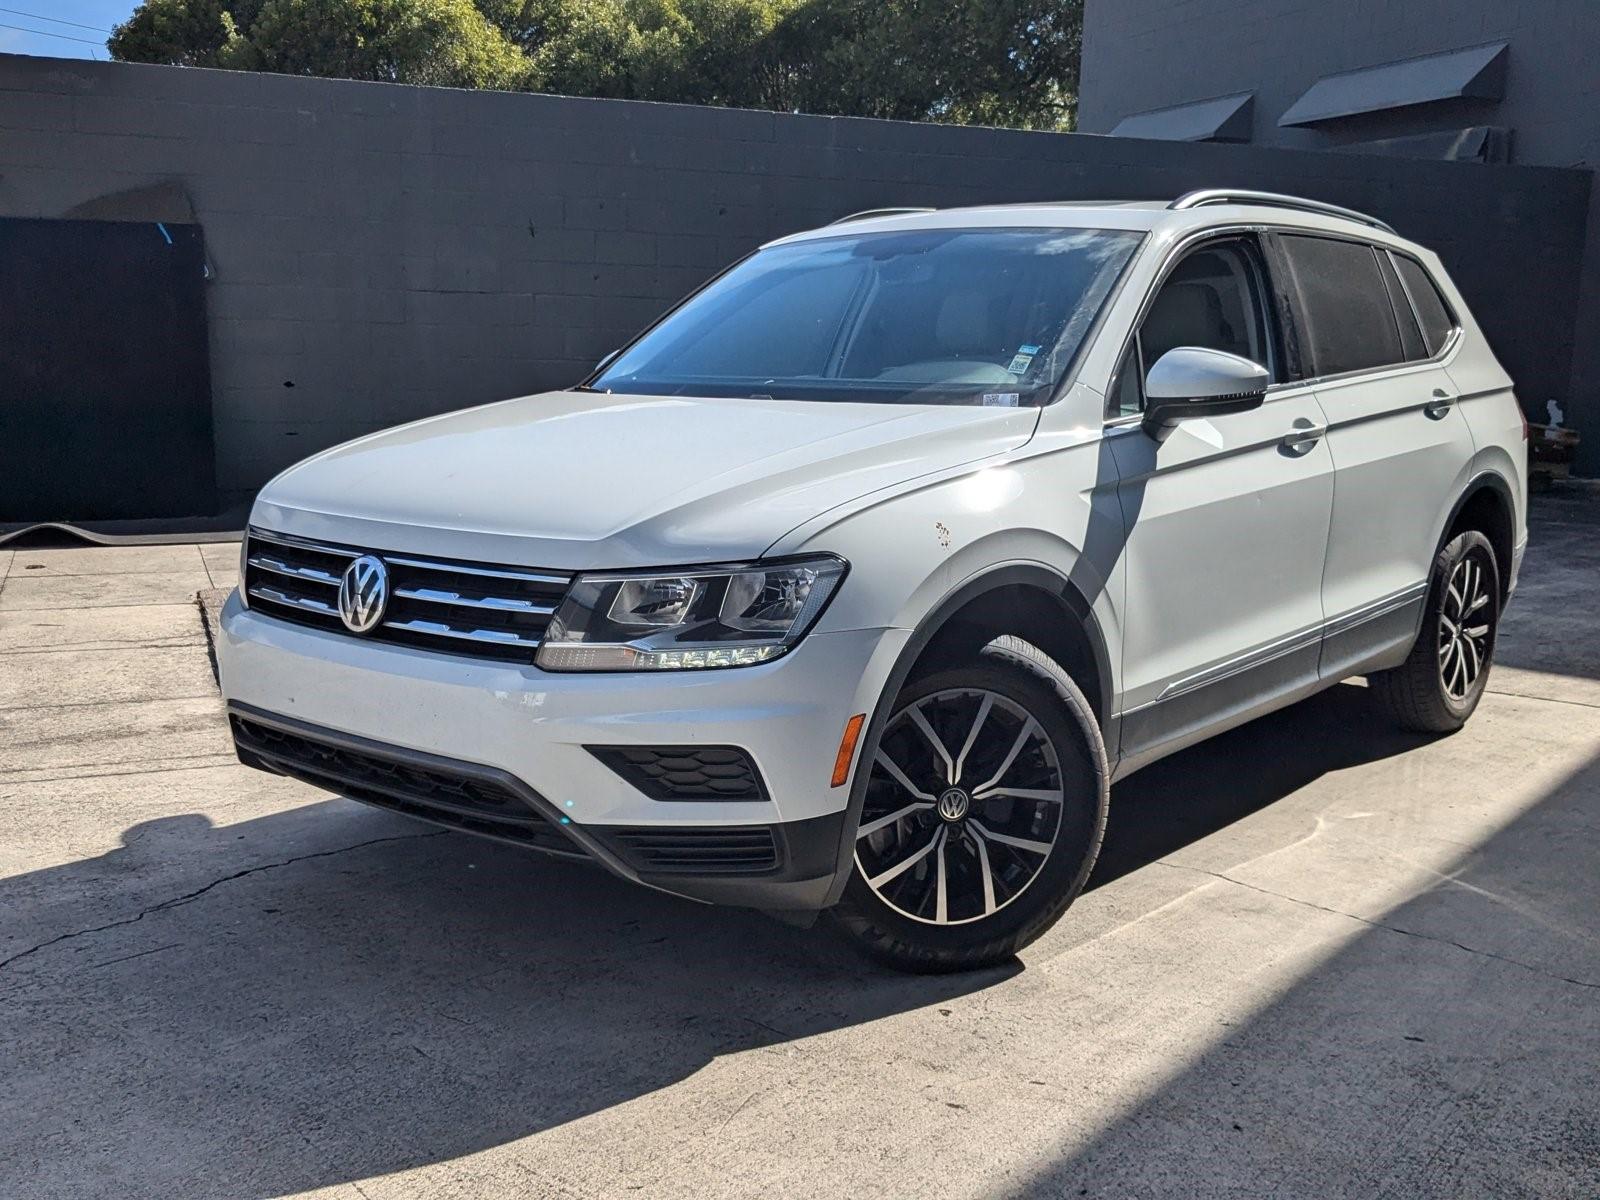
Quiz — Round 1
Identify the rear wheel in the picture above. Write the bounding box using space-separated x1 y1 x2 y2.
1371 529 1500 733
827 654 1108 973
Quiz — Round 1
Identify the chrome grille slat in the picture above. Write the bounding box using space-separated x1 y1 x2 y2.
248 529 360 559
242 527 571 664
248 584 338 615
392 586 556 614
247 555 341 586
385 555 569 585
382 618 542 647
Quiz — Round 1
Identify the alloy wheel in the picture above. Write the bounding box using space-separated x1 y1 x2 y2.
854 688 1064 926
1438 550 1493 701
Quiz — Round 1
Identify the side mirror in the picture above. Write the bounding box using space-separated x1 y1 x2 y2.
1142 347 1269 436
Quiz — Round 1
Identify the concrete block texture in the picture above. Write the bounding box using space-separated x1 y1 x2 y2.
0 51 1591 506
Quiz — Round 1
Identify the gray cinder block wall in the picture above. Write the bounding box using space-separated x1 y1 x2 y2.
0 52 1591 508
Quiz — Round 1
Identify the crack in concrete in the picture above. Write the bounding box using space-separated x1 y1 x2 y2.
1153 859 1600 991
0 690 219 714
0 638 196 656
0 831 445 977
194 589 222 687
1485 684 1600 711
2 753 239 786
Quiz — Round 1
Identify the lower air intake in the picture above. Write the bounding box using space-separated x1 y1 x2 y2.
606 827 781 874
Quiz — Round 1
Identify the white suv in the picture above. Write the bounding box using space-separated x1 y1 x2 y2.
220 190 1528 972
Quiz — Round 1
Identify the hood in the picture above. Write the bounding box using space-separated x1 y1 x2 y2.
252 391 1039 569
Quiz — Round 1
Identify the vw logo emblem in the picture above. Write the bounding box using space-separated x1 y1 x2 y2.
936 787 970 823
337 554 389 634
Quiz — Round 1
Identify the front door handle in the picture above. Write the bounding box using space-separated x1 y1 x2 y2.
1281 422 1326 454
1423 389 1456 420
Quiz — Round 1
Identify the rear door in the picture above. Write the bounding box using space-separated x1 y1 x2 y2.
1269 232 1476 679
1108 234 1336 766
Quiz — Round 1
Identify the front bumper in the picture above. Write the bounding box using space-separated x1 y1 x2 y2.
218 590 905 909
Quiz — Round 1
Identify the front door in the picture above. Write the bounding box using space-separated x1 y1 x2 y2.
1107 235 1335 767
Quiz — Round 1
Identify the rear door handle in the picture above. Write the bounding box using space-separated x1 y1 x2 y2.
1423 389 1456 420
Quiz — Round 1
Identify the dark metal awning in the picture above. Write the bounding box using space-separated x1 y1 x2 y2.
1279 42 1508 127
1109 92 1254 142
1337 126 1509 163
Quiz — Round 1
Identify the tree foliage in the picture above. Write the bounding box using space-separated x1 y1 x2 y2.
110 0 1082 130
111 0 529 88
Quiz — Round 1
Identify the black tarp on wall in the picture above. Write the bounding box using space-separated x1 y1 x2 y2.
0 216 216 521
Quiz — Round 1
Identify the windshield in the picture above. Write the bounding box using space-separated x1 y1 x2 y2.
590 227 1144 406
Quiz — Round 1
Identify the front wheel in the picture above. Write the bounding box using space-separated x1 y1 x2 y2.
1371 529 1500 733
827 652 1109 973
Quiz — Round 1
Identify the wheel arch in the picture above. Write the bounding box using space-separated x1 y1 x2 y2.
1439 470 1517 601
821 562 1114 907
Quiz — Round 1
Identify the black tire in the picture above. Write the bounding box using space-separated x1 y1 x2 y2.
1371 529 1500 734
827 648 1109 973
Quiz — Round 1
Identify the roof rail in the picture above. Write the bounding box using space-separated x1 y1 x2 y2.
829 206 936 225
1169 189 1396 235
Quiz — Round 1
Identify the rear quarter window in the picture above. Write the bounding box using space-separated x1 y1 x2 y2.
1275 234 1405 377
1393 254 1458 356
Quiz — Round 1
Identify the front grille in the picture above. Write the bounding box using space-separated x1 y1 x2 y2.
606 828 781 874
243 527 572 664
587 745 769 802
230 713 582 856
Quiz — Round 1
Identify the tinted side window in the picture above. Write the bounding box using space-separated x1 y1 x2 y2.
1111 338 1142 417
1276 235 1404 376
1377 253 1428 362
1140 242 1274 371
1394 254 1457 356
1110 238 1277 416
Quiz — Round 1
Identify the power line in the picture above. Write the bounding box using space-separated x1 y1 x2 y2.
0 20 104 46
0 7 111 33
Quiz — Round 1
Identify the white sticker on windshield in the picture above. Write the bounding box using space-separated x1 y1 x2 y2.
982 392 1020 407
1005 348 1037 375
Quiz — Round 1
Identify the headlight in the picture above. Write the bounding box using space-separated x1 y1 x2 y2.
536 555 847 671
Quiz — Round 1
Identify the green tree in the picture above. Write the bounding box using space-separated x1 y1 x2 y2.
108 0 263 67
110 0 1081 130
776 0 1080 129
113 0 528 89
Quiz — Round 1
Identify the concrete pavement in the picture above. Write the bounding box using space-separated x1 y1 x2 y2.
1 500 1597 1198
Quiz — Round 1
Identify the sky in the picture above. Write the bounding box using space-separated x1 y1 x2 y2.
0 2 138 60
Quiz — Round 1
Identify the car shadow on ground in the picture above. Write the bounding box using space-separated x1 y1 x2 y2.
1015 743 1600 1198
1090 680 1430 890
0 679 1440 1198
